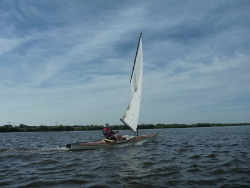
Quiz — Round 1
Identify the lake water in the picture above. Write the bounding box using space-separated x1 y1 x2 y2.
1 126 250 188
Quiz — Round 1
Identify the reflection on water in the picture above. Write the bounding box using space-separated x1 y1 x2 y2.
0 126 250 187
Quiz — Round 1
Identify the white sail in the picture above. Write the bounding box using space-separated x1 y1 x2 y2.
66 33 158 150
121 33 143 133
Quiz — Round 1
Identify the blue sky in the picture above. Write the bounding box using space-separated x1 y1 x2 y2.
0 0 250 126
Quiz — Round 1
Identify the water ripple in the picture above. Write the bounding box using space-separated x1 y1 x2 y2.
0 127 250 187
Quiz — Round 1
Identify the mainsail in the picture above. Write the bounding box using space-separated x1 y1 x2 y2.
121 33 143 134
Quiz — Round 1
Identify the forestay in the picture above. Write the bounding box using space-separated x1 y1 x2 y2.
121 33 143 133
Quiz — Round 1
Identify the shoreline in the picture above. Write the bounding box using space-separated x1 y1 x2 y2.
0 123 249 132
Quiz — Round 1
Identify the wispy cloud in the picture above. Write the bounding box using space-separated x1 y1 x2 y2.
0 0 249 126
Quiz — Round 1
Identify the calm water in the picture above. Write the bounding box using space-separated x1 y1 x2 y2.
0 126 250 188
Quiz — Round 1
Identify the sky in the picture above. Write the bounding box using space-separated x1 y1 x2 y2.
0 0 250 127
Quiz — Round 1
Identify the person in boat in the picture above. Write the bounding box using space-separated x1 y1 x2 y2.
102 123 122 141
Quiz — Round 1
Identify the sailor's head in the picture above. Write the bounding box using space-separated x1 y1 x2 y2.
104 123 110 127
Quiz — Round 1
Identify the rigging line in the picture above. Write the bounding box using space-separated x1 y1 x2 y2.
130 33 142 83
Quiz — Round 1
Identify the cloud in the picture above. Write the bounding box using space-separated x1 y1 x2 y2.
0 0 249 126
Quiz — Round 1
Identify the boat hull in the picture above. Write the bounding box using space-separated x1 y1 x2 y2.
66 133 157 150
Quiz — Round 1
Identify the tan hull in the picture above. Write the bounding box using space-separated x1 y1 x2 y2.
66 133 157 150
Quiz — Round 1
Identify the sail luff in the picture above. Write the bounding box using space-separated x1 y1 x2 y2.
121 33 143 133
130 33 142 83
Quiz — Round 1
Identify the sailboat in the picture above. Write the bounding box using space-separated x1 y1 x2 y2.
66 33 157 150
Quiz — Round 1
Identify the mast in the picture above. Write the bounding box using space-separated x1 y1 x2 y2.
120 33 143 135
130 33 142 83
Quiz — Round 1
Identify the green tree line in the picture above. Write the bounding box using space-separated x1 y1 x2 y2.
0 123 249 132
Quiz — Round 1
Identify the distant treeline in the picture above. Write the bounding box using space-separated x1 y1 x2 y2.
0 123 249 132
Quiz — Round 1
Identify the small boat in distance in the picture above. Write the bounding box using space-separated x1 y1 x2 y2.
66 33 157 150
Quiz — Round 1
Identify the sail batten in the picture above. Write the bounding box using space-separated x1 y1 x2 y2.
121 33 143 133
